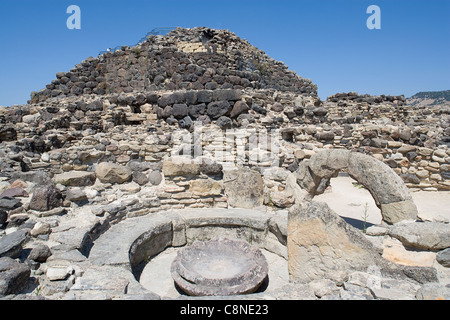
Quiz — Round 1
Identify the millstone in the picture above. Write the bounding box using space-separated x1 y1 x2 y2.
171 238 268 296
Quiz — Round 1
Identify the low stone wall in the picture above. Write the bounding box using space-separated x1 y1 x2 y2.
1 87 449 201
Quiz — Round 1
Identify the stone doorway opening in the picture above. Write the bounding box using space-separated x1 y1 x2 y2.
295 149 418 225
314 173 382 230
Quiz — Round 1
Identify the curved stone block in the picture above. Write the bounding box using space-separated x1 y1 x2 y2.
89 213 173 268
347 152 412 205
295 150 418 224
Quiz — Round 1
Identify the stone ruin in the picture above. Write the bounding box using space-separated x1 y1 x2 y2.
0 27 449 300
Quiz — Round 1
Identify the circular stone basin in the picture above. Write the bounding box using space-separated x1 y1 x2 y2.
171 238 269 296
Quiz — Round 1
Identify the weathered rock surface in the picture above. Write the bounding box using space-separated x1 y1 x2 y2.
95 162 132 184
437 248 450 267
415 283 450 300
29 184 63 212
296 150 418 224
388 222 450 251
0 187 29 198
162 157 200 177
28 244 52 263
223 168 264 209
0 197 22 211
0 229 29 258
287 201 383 282
189 178 223 196
0 257 31 296
65 187 88 203
53 171 96 187
171 239 268 296
381 237 436 267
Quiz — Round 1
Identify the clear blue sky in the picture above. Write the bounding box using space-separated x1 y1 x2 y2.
0 0 449 106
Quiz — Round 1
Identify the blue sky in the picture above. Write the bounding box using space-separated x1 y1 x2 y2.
0 0 449 106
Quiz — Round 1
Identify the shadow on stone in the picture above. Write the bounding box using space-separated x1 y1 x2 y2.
341 216 375 231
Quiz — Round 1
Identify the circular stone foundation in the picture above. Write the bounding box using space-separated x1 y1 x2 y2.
171 238 269 296
88 208 289 299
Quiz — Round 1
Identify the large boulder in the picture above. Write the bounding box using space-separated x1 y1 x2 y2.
148 170 163 185
199 159 223 176
28 244 52 263
29 184 63 212
95 162 132 184
172 103 188 119
188 103 207 119
223 168 264 209
65 187 88 203
216 116 233 129
158 91 186 107
287 201 384 283
0 257 31 296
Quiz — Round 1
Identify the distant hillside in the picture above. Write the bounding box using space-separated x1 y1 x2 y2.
407 90 450 107
410 90 450 100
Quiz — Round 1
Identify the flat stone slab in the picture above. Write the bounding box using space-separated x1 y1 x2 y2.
0 229 29 258
176 208 269 230
52 171 96 187
171 239 268 296
70 266 129 293
388 221 450 251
